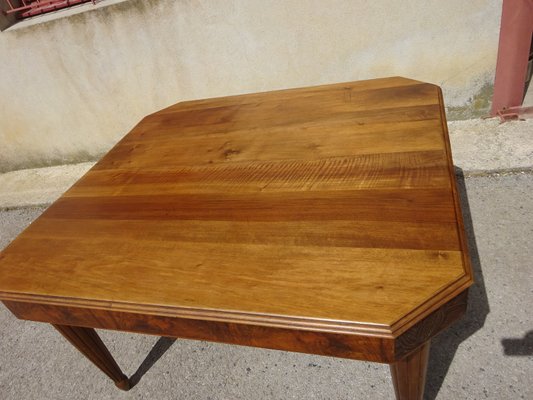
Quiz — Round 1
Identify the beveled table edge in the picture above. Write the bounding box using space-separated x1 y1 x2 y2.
0 272 471 339
0 79 474 342
2 288 469 364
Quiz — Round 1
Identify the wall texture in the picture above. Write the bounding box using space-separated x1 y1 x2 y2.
0 0 502 172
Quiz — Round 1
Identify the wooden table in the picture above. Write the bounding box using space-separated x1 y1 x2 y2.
0 77 472 399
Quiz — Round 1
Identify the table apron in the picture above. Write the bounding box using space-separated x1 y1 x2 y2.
2 290 467 364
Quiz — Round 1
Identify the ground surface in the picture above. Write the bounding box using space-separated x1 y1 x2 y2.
0 173 532 400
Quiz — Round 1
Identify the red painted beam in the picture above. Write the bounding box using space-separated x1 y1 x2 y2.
491 0 533 115
21 0 91 17
2 0 93 18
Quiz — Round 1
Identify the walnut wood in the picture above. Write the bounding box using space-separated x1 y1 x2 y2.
390 342 430 400
0 77 473 396
53 324 130 391
7 302 392 362
3 290 467 364
395 290 467 359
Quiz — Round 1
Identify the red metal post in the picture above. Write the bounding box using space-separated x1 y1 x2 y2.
491 0 533 115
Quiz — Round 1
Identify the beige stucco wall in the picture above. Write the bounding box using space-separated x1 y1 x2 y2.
0 0 502 172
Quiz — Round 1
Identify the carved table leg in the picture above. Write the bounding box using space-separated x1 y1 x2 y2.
390 341 430 400
53 324 130 391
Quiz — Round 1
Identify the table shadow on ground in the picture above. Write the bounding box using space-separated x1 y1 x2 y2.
128 337 177 388
424 169 490 400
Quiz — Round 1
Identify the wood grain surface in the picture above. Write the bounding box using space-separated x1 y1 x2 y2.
3 289 467 364
390 341 430 400
0 77 472 343
53 324 130 390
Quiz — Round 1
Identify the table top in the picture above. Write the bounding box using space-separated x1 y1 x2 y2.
0 77 472 338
